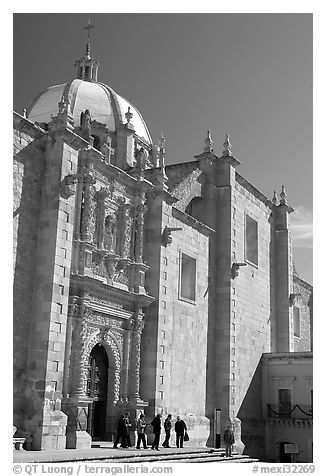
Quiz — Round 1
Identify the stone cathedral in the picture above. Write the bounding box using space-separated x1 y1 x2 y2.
13 37 312 458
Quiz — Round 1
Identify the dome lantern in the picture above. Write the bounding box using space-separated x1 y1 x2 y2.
74 20 99 82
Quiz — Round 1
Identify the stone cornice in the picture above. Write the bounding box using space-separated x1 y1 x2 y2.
172 207 214 236
265 419 312 427
83 149 155 192
70 274 155 309
50 128 90 150
235 172 273 208
13 111 47 140
263 351 313 362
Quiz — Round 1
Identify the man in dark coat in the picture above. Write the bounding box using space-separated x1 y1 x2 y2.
223 424 235 457
113 413 127 448
151 413 162 450
124 412 132 447
175 416 187 448
113 412 131 448
162 414 172 448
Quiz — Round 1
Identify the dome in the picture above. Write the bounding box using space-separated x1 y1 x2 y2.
26 78 152 145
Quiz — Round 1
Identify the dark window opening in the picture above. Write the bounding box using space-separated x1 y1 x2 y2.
92 135 101 150
180 253 196 302
245 214 258 266
278 388 291 415
293 306 301 337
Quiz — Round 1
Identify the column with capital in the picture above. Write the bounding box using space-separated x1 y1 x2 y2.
132 194 149 293
134 193 147 264
119 202 133 261
80 167 96 243
125 309 148 446
128 312 145 401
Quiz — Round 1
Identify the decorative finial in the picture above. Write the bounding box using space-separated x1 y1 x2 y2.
158 132 165 149
125 106 133 124
222 134 232 157
279 185 288 205
272 190 278 206
204 129 213 152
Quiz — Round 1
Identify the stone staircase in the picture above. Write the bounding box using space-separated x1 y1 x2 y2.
13 443 259 464
90 444 258 463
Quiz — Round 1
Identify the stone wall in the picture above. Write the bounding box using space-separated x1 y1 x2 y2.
142 193 210 445
293 276 312 352
232 180 272 417
13 119 45 430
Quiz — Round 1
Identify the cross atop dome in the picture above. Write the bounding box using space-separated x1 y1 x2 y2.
83 20 95 60
75 20 99 82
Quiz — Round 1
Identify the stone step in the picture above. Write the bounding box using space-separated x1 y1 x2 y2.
90 451 256 464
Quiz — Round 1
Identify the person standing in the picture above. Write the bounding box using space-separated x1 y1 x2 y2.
113 413 128 448
162 414 172 448
223 424 235 457
175 416 187 448
151 413 162 451
136 414 148 449
124 412 132 448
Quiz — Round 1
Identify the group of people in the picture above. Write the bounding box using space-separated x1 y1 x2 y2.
150 413 187 451
113 412 188 451
113 411 235 457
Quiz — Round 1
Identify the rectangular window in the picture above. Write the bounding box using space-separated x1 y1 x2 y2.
159 391 164 400
245 214 258 266
159 376 164 385
179 253 196 302
160 360 165 370
293 306 301 337
278 389 291 415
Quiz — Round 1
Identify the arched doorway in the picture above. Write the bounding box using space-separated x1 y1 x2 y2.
86 344 109 440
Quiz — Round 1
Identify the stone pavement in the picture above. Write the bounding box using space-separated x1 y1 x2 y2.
13 443 258 464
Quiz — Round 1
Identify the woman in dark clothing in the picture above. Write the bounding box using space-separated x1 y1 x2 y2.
162 414 172 448
175 416 187 448
151 413 162 451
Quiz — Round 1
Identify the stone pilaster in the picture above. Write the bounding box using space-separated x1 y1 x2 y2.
22 125 83 450
134 193 147 264
64 306 92 449
273 187 294 352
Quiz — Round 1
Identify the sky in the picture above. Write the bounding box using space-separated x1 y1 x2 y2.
13 12 313 283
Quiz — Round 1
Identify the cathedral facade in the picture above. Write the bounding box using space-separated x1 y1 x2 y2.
13 40 312 456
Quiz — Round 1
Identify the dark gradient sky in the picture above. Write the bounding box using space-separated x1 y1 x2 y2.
13 13 313 282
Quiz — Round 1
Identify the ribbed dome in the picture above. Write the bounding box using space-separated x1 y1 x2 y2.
27 79 152 145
